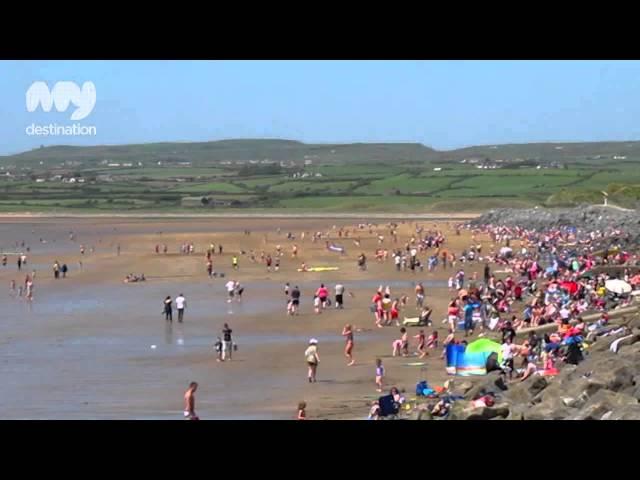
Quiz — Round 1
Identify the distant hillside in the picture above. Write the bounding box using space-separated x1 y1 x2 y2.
2 139 640 169
0 140 438 168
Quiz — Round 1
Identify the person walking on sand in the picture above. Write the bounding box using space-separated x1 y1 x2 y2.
221 323 233 361
61 263 68 278
335 283 345 309
225 279 236 303
305 338 319 383
342 324 355 366
163 296 173 322
232 255 239 270
234 281 244 303
415 282 425 309
415 329 427 358
375 358 385 392
183 382 199 420
316 283 329 309
53 261 60 279
207 259 213 277
17 256 22 271
176 293 186 323
288 285 301 315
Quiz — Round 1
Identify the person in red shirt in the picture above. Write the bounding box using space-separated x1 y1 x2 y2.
316 284 329 309
372 290 384 328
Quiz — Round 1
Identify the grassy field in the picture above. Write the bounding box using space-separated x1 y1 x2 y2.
1 139 639 213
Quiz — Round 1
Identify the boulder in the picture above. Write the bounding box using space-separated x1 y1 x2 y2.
411 409 433 421
604 404 640 420
567 379 607 408
464 371 508 401
524 397 571 420
568 390 638 420
506 404 527 420
588 333 628 354
504 376 548 405
449 400 509 420
589 361 636 392
450 380 474 397
619 342 640 359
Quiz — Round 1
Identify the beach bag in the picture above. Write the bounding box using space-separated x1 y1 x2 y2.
416 380 429 396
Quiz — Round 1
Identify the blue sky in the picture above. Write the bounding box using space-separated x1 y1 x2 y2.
1 60 640 155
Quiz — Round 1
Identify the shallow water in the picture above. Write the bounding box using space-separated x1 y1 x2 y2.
0 276 383 419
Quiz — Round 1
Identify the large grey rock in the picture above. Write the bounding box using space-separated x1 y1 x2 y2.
588 358 637 392
524 398 571 420
618 342 640 359
464 371 508 401
411 409 433 421
449 400 509 420
504 376 549 405
450 380 474 397
568 390 638 420
604 404 640 420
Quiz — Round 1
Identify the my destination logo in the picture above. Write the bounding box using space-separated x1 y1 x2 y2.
25 81 97 137
25 123 97 136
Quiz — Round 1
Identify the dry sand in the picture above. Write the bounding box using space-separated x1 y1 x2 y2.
0 217 486 419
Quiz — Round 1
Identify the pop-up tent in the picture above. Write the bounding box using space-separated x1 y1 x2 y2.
446 338 504 376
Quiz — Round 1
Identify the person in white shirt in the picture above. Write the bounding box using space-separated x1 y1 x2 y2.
226 280 236 303
501 338 515 380
176 294 186 323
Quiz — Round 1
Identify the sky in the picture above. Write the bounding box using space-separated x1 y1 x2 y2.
1 60 640 155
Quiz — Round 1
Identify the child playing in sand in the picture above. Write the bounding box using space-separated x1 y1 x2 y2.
297 401 307 420
392 328 409 357
414 329 426 358
375 358 385 392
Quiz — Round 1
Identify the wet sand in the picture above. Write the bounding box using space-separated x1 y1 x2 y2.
0 217 482 419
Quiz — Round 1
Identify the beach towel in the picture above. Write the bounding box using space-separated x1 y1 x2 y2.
327 243 345 254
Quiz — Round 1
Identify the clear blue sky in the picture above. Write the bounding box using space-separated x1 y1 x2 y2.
1 60 640 155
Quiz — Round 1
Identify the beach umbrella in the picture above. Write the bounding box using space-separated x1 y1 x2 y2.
560 281 579 295
605 279 632 295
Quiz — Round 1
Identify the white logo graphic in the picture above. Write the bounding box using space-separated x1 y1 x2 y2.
26 81 96 120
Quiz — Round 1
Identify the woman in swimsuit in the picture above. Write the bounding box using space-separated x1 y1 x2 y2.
342 324 355 366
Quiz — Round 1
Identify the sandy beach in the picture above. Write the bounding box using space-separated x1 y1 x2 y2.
0 216 487 419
